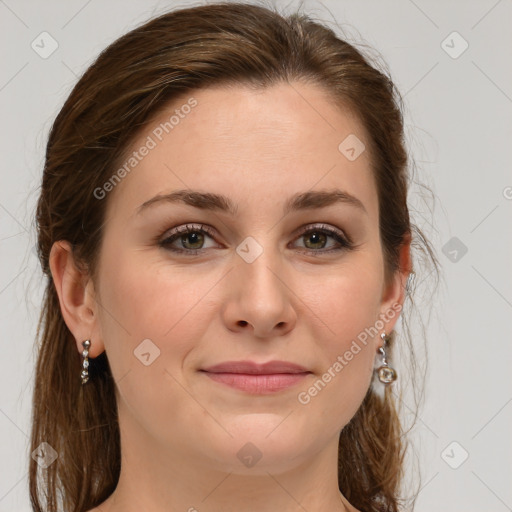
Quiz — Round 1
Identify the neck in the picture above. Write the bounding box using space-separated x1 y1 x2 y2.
98 416 353 512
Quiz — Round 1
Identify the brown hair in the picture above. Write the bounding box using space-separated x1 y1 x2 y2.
30 2 438 511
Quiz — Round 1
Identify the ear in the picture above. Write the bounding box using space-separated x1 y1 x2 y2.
49 240 105 358
379 233 412 335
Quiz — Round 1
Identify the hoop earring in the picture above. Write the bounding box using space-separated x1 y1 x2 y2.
81 339 91 385
376 332 397 384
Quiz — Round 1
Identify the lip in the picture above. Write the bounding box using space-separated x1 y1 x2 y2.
199 360 312 394
201 360 310 374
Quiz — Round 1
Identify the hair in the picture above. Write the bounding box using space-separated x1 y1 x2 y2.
30 2 438 511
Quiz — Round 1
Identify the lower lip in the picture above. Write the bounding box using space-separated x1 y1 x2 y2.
201 371 310 394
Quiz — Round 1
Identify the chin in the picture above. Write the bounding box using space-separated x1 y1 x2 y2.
201 415 320 475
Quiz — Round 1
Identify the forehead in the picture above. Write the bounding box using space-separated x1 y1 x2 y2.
104 82 378 222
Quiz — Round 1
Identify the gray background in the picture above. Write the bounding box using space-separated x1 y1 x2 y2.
1 0 511 510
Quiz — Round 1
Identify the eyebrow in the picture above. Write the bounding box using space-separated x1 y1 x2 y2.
136 188 367 216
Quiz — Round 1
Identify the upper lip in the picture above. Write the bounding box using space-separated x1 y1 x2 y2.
201 360 311 374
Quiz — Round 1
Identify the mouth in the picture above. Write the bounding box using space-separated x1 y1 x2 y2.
199 360 312 394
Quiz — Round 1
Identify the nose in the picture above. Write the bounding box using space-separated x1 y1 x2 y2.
221 247 297 338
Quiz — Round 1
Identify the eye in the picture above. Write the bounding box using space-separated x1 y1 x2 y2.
158 222 353 256
291 223 352 255
159 223 218 254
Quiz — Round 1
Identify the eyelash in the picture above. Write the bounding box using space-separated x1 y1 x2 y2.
158 222 353 256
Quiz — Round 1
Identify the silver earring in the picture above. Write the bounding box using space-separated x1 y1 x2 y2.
81 340 91 385
376 332 397 384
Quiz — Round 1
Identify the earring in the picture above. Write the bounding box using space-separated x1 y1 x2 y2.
81 339 91 385
376 332 397 384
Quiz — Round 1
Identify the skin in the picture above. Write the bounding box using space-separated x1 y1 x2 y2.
50 81 411 512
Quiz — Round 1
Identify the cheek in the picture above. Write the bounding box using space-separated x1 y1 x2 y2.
296 262 382 422
94 252 221 442
308 258 383 346
96 250 221 377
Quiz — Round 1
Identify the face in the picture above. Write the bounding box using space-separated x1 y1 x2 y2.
80 82 406 475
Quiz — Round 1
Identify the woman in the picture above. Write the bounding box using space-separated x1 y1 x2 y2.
30 2 436 511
